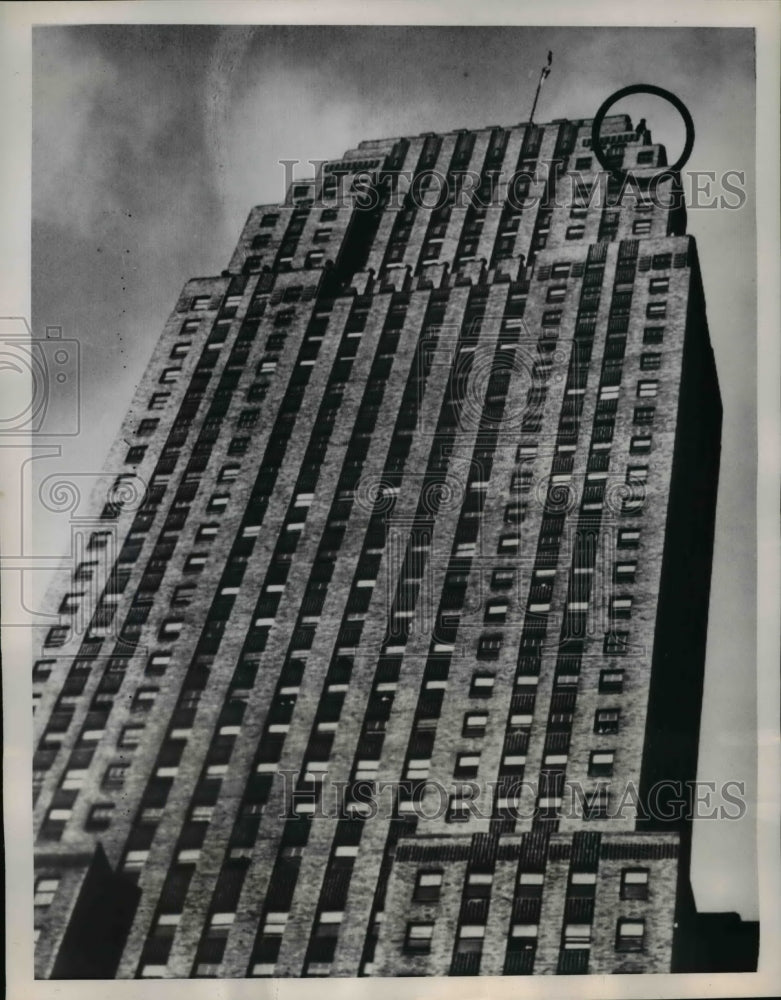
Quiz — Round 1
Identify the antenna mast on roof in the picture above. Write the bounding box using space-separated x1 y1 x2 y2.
529 51 553 125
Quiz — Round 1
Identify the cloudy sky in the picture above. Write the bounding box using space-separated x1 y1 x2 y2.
31 23 757 917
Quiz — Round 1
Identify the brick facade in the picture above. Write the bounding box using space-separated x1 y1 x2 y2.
33 113 721 978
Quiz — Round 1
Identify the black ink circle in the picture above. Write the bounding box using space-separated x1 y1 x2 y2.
591 85 694 181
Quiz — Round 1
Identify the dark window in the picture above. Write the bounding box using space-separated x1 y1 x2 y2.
594 708 620 735
85 802 115 830
454 752 480 779
616 918 645 952
470 671 496 697
462 712 488 737
413 870 443 903
45 626 69 648
491 568 515 589
404 922 434 953
599 669 624 693
640 352 662 371
603 632 630 656
620 869 649 900
633 406 655 425
643 326 664 344
476 634 502 661
588 750 615 777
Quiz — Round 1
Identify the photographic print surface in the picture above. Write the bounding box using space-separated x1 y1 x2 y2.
15 12 770 989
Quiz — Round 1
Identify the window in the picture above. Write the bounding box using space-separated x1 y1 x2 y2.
191 296 211 311
589 750 615 777
629 434 652 454
610 596 633 619
172 585 196 608
641 352 662 371
546 286 567 303
649 277 669 294
149 392 171 410
594 708 620 735
464 872 493 900
125 445 147 464
643 326 664 345
185 554 208 573
604 632 630 656
517 872 544 897
229 437 250 456
137 418 160 436
646 302 667 319
569 872 597 896
45 626 69 648
616 918 645 952
405 921 434 953
455 753 480 778
563 923 592 948
33 659 55 681
485 600 509 623
414 871 443 903
103 763 130 789
620 869 649 900
566 225 585 240
159 367 182 384
447 795 472 823
636 379 658 400
260 213 279 228
58 592 83 614
75 560 99 581
170 341 191 360
636 149 654 165
34 877 60 907
196 524 219 542
542 310 562 327
462 712 488 737
491 568 515 589
599 669 624 693
614 561 637 583
633 219 652 235
208 493 230 513
218 464 241 483
633 406 655 425
159 619 183 641
133 687 158 712
86 802 115 830
476 635 502 661
617 529 640 549
147 652 172 676
120 724 145 747
575 157 592 170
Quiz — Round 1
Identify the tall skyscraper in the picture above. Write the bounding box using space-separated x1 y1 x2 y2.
32 110 737 978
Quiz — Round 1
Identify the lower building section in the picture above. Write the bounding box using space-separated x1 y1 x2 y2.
35 845 140 979
374 830 679 976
